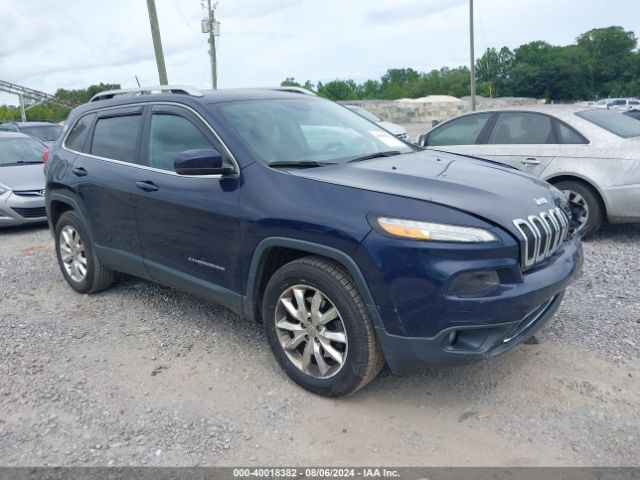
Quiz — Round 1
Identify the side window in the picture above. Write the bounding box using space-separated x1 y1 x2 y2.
91 114 142 163
148 114 213 171
427 113 491 146
65 113 95 152
556 121 588 144
488 112 554 145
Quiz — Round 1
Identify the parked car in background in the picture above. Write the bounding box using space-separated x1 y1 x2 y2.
45 86 581 396
344 105 409 141
0 121 63 146
592 98 640 111
416 106 640 233
0 132 48 227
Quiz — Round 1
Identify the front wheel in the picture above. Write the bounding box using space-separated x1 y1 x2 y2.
262 256 384 397
55 211 114 294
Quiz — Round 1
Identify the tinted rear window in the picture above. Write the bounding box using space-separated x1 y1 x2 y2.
91 115 141 163
575 109 640 138
65 114 95 152
488 112 555 144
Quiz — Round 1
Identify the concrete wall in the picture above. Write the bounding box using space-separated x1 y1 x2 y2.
341 96 543 125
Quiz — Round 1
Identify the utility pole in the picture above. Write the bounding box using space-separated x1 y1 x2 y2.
469 0 476 111
146 0 169 85
18 94 26 122
203 0 220 89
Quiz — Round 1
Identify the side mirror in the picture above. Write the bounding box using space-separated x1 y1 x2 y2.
174 149 234 176
417 134 427 147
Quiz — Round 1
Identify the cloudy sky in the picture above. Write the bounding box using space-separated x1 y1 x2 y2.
1 0 638 105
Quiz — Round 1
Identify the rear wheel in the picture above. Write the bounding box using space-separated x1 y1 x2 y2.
262 256 384 397
55 211 113 293
554 180 604 235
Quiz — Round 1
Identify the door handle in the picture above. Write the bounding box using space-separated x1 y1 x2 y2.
72 167 88 177
135 181 159 192
521 158 541 166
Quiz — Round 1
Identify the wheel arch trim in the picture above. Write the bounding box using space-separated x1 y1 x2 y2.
46 194 93 238
243 237 383 328
544 172 609 217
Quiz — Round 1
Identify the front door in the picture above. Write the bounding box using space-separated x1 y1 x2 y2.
132 104 242 308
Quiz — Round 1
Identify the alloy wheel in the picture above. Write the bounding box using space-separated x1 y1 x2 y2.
59 225 87 282
562 189 590 231
274 285 348 379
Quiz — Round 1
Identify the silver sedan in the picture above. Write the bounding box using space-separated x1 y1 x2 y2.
416 105 640 233
0 132 48 227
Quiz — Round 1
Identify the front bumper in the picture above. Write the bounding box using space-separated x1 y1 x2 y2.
357 233 583 374
0 191 47 227
377 290 565 374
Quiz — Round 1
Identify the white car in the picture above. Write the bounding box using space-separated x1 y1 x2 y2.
593 98 640 111
345 105 409 141
416 106 640 233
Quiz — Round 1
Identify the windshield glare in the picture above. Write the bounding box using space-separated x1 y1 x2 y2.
0 137 46 166
575 109 640 138
20 125 63 142
348 106 382 123
212 98 412 165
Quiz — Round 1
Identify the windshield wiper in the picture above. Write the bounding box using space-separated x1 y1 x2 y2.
347 151 402 163
269 160 335 168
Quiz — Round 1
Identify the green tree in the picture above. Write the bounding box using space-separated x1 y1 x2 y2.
476 47 513 97
577 26 638 98
317 79 359 100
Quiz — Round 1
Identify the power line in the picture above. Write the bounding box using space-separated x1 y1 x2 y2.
172 0 198 31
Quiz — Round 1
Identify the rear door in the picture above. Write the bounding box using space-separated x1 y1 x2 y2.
70 106 148 277
132 104 242 307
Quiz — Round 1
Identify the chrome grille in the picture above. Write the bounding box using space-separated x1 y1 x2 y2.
513 207 569 270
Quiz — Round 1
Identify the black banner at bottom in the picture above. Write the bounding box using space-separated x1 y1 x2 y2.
0 468 638 480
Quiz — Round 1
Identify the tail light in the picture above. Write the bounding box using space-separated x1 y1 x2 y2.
42 150 49 164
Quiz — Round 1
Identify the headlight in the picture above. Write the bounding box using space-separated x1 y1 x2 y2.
0 183 10 195
377 217 498 242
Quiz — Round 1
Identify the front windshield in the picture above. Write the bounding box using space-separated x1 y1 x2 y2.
212 98 412 165
576 109 640 138
0 137 46 166
20 124 63 142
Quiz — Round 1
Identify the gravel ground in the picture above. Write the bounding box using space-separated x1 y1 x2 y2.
0 223 639 466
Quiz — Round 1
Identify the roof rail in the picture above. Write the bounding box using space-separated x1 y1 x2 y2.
268 86 317 96
90 85 204 103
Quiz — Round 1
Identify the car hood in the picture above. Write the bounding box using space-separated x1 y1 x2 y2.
377 121 406 136
0 164 45 191
287 150 566 235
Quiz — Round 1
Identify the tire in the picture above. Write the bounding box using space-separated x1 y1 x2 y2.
554 180 604 235
54 211 113 294
262 256 384 397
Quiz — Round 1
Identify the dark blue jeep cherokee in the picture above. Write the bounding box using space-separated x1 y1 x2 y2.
45 86 583 397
